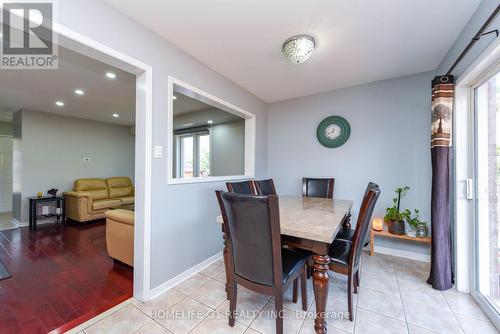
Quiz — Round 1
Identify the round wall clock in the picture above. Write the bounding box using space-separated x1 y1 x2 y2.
316 116 351 148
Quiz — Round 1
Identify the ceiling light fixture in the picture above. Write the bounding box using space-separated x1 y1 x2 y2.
112 113 120 118
207 120 213 124
172 95 177 100
282 35 316 64
106 72 116 79
55 101 64 107
74 89 84 95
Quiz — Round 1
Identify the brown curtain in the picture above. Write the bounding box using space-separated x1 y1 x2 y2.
427 75 454 290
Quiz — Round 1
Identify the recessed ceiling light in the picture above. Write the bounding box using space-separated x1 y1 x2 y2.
55 101 64 107
282 35 316 64
106 72 116 79
112 113 120 118
207 120 213 124
74 89 84 95
172 95 177 100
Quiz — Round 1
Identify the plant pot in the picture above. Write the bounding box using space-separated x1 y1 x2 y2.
387 220 405 235
416 223 428 238
407 229 417 238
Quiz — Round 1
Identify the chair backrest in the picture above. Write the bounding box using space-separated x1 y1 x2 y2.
349 182 381 267
216 191 282 287
302 177 334 199
226 181 257 195
255 179 277 196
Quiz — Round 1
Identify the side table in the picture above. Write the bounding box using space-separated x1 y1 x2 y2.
28 196 65 230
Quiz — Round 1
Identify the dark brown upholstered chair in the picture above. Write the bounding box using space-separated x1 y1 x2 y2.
335 182 378 244
216 191 308 334
254 179 277 196
328 182 380 321
302 177 334 199
226 181 257 195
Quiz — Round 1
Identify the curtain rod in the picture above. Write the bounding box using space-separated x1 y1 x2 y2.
446 4 500 76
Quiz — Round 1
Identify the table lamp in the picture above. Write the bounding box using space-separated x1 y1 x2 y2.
372 217 383 231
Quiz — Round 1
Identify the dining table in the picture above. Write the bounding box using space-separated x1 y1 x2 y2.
216 196 353 334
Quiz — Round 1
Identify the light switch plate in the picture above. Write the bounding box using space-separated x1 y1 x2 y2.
154 145 163 158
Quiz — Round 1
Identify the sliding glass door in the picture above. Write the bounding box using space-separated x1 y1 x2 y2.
474 66 500 314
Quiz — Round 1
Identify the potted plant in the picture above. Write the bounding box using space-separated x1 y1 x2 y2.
405 209 421 238
384 186 409 235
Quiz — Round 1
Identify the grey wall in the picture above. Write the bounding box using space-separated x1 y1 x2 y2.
267 71 434 256
210 120 245 176
437 0 500 78
13 109 135 223
57 0 267 289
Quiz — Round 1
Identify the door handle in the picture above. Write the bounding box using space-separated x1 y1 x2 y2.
466 179 473 200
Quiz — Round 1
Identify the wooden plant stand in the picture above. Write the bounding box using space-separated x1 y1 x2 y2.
369 228 431 256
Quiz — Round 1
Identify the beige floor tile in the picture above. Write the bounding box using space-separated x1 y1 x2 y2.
392 256 430 273
326 275 359 306
354 308 408 334
403 298 463 334
277 279 315 313
308 297 356 333
134 321 173 334
443 290 490 321
361 254 397 278
243 329 262 334
174 273 210 295
455 313 498 334
398 280 448 308
155 297 212 334
214 271 228 283
216 290 270 326
358 271 400 297
200 260 226 278
357 287 405 321
84 305 151 334
189 313 247 334
190 279 228 309
239 286 272 301
134 289 186 317
407 324 439 334
248 301 306 334
395 266 429 285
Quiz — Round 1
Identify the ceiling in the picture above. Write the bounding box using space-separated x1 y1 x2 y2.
103 0 480 102
0 45 136 125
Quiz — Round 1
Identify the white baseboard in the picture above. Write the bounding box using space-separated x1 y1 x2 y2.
372 245 431 262
148 251 223 300
10 217 21 227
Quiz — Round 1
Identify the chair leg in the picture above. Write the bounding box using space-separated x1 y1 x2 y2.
301 268 308 311
354 270 360 294
228 279 237 327
275 294 284 334
292 278 298 303
347 274 353 321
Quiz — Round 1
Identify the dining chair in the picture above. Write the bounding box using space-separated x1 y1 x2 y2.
328 182 380 321
335 182 378 244
254 179 277 195
302 177 334 198
226 180 257 195
215 191 308 334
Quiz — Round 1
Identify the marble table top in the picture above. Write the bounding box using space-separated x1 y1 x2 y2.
216 196 353 244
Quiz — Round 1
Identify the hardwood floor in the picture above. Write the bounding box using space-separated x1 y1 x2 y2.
0 221 133 334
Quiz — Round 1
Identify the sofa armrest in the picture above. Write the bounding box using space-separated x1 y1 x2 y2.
63 191 93 199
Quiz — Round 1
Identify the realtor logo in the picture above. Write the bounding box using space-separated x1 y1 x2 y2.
1 1 58 69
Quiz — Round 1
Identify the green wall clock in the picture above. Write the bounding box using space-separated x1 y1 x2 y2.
316 116 351 148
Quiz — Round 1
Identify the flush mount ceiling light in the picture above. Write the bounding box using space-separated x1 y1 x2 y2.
106 72 116 79
55 101 64 107
74 89 84 95
282 35 316 64
112 113 120 118
207 120 213 124
172 95 177 100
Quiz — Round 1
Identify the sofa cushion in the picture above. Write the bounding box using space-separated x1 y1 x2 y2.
107 177 133 198
74 178 109 200
92 199 121 211
105 209 134 225
120 196 134 205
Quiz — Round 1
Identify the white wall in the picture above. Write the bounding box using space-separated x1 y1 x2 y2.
267 71 434 256
210 120 245 176
13 109 135 224
56 0 267 289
